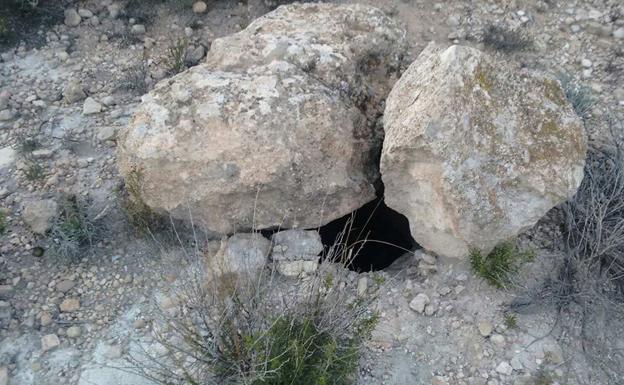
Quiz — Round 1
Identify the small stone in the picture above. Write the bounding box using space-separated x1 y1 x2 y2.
432 376 448 385
64 9 81 27
107 3 121 18
409 293 430 314
0 366 7 385
133 318 146 329
77 9 93 18
424 303 436 316
478 320 493 337
495 361 513 375
131 24 146 35
491 333 505 346
614 27 624 39
41 334 61 352
510 356 523 370
104 344 123 359
56 280 75 293
0 109 15 121
357 277 368 297
60 298 80 312
0 147 16 169
581 59 592 68
40 312 53 327
66 326 81 338
97 126 117 141
456 273 468 281
63 80 86 103
192 1 207 14
83 97 102 115
22 199 58 235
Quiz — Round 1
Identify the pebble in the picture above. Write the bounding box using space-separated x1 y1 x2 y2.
131 24 146 35
67 326 82 338
495 361 513 375
78 9 93 18
491 333 505 346
60 298 80 312
409 293 430 314
56 280 75 293
133 318 146 329
0 366 7 385
614 27 624 39
357 277 367 297
40 312 53 327
64 9 81 27
193 1 208 14
478 320 493 337
41 334 61 352
83 97 102 115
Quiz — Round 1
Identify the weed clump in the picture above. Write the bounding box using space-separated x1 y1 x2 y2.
482 24 532 52
128 226 381 385
50 194 99 261
120 167 165 233
0 209 7 234
557 73 594 121
470 241 534 288
165 37 188 75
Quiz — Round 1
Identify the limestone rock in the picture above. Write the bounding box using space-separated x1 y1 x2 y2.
41 334 60 352
381 44 586 258
409 293 430 314
118 4 406 234
60 297 80 312
22 199 58 235
83 97 102 115
63 80 87 104
64 9 81 27
192 1 207 14
207 233 271 276
271 229 322 276
0 146 16 169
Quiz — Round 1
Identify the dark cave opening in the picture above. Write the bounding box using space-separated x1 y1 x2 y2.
317 196 416 272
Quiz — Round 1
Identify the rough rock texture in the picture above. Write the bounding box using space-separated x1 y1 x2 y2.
381 44 587 258
22 199 58 235
118 4 406 234
271 229 323 277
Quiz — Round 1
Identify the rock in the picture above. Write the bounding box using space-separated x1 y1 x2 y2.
131 24 146 35
409 293 430 314
56 280 75 293
614 27 624 39
64 9 81 27
0 301 11 320
0 366 7 385
40 312 53 327
0 147 16 169
83 97 102 115
60 298 80 312
381 44 586 258
104 344 123 359
97 126 117 141
192 1 207 14
271 230 322 276
357 277 368 296
133 319 146 329
478 320 493 337
208 234 270 276
78 9 93 18
22 199 58 235
107 3 121 19
118 4 406 234
0 109 15 121
495 361 513 375
63 80 87 103
67 326 82 338
186 45 206 65
491 333 505 346
41 334 61 352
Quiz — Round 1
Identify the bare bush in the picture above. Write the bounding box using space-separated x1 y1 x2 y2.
482 24 532 52
125 219 381 385
512 116 624 384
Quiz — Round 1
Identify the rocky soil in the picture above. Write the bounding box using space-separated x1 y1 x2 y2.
0 1 623 385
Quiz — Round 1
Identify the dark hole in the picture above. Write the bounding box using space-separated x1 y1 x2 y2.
318 196 415 272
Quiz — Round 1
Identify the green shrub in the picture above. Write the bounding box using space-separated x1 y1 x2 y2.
128 233 381 385
504 313 518 329
24 161 44 181
470 241 534 288
165 37 188 75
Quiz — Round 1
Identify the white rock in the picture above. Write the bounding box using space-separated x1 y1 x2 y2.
381 44 586 258
67 326 82 338
78 9 93 18
0 109 14 121
83 97 102 115
409 293 430 314
41 334 61 352
63 80 86 103
478 320 493 337
614 27 624 39
495 361 513 375
0 366 7 385
491 333 505 346
118 3 407 234
192 1 208 14
22 199 58 235
131 24 146 35
0 147 16 169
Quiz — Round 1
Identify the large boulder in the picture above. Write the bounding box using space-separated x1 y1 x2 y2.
118 4 406 234
206 3 407 121
381 44 587 258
